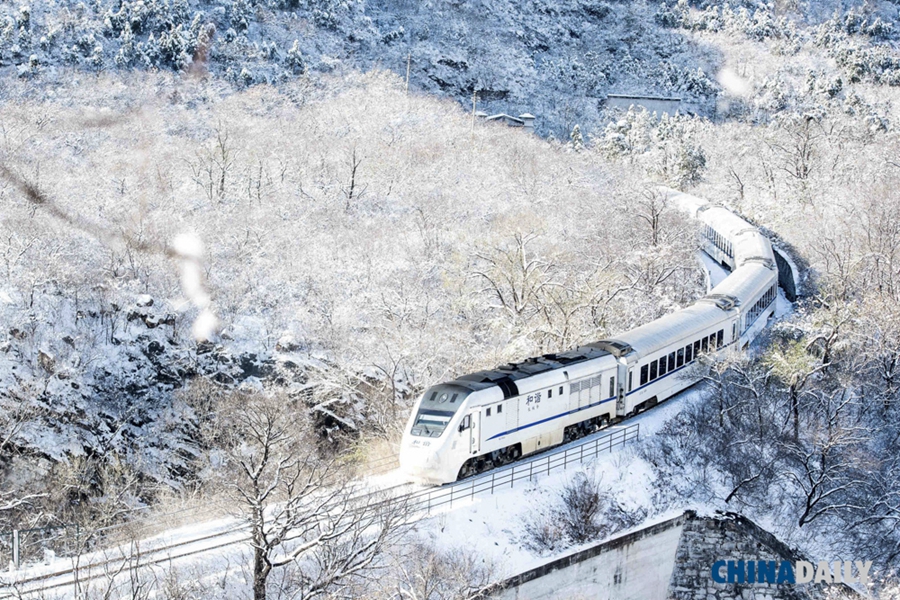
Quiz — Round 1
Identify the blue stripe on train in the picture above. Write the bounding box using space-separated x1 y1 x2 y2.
486 396 617 441
484 358 703 442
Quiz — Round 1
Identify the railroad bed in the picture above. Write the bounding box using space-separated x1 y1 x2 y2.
0 423 639 598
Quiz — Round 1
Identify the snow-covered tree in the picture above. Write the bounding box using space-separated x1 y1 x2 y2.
211 391 406 600
569 124 584 152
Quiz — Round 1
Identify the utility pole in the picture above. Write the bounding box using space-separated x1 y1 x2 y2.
12 529 19 569
471 89 478 141
405 53 411 95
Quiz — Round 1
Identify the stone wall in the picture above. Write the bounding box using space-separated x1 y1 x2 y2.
669 512 860 600
493 511 863 600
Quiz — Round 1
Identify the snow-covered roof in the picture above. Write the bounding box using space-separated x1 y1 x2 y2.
709 264 775 302
485 113 524 124
696 206 775 266
606 93 682 102
607 303 732 359
697 205 756 238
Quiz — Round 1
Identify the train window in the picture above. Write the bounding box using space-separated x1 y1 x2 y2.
628 371 633 391
640 365 649 386
486 408 491 417
717 330 724 347
676 348 684 368
548 388 553 398
668 352 676 371
498 404 503 414
701 337 709 352
694 340 701 356
609 377 615 398
659 356 668 376
412 411 453 438
650 360 658 381
559 386 563 395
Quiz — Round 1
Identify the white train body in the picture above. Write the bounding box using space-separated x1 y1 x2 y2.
400 191 780 485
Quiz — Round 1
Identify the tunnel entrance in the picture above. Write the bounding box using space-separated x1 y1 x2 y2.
772 247 798 302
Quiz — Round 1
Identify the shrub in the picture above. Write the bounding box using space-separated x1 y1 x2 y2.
521 471 648 555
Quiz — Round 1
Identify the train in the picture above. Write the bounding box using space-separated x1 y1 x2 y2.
399 189 780 485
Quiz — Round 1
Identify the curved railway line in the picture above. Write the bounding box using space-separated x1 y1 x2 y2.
1 189 792 598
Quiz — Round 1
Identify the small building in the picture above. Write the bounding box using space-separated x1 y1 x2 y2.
482 112 535 130
604 94 682 117
493 510 862 600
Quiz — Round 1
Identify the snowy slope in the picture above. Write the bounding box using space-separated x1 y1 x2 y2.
0 0 724 137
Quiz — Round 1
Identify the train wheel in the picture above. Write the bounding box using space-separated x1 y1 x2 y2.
458 460 477 480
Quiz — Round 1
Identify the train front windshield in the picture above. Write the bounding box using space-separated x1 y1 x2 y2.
410 384 471 438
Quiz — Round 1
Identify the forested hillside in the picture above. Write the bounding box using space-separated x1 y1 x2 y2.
1 0 738 136
3 0 900 136
0 70 705 532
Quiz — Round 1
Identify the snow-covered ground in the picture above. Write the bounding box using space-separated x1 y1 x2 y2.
698 250 730 289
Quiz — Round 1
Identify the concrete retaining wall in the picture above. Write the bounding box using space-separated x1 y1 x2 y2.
495 513 687 600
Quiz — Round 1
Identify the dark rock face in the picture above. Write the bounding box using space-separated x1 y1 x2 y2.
0 297 312 487
239 354 274 379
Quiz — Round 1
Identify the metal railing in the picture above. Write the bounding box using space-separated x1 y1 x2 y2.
0 424 638 596
404 424 639 514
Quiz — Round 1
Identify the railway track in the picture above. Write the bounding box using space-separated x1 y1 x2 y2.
0 423 639 598
2 208 783 597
